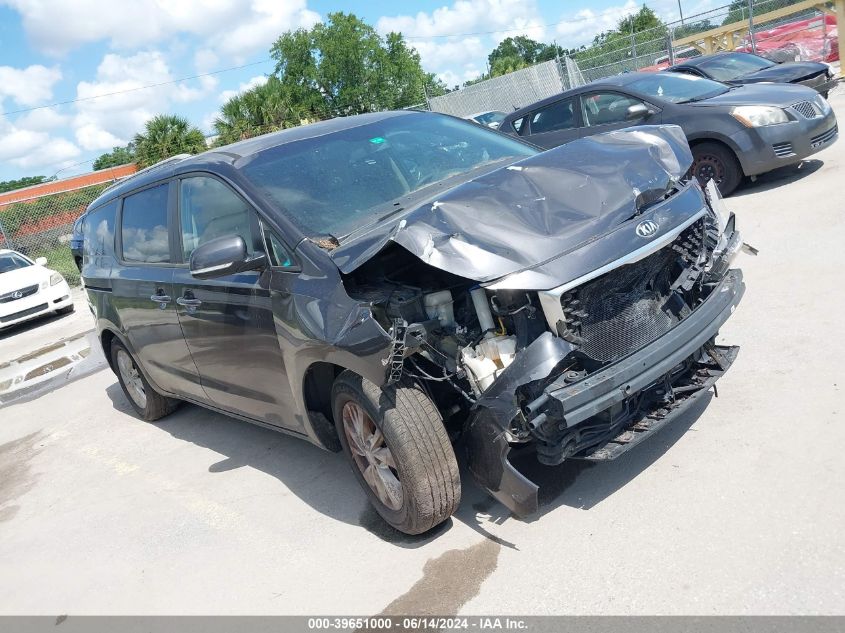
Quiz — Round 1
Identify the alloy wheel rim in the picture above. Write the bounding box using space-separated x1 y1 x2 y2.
116 349 147 409
341 400 403 511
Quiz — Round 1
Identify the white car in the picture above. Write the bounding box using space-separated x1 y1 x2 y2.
465 110 507 129
0 249 74 330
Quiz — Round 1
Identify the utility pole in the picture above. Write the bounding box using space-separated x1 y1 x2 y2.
630 19 637 70
678 0 685 26
747 0 757 54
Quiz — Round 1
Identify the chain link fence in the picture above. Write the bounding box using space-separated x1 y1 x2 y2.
0 182 115 287
428 0 838 118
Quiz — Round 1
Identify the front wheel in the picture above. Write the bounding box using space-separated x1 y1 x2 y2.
332 371 461 535
690 141 743 196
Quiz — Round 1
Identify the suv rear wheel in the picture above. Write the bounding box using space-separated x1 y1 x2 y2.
111 339 180 421
331 370 460 535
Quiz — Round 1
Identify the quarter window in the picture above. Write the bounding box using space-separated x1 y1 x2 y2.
263 227 294 268
180 176 255 261
529 98 577 134
581 92 644 126
121 184 170 263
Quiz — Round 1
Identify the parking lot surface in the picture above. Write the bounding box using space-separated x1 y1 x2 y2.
1 92 844 616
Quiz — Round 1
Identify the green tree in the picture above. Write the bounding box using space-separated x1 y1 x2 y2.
132 115 206 168
487 36 563 76
0 175 49 194
92 144 136 170
213 76 295 145
270 12 440 119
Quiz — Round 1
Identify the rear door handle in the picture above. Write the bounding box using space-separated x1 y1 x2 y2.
176 297 202 307
150 294 171 304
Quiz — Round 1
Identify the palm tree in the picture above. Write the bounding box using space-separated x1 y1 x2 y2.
213 76 301 145
133 115 207 167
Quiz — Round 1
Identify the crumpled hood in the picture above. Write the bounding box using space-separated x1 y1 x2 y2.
330 125 693 284
731 61 828 84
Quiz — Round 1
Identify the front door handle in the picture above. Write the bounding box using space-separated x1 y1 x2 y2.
150 293 171 305
176 297 202 307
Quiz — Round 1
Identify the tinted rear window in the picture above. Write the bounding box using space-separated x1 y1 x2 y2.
121 184 170 263
83 200 118 259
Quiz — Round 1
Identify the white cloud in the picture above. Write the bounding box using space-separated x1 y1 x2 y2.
71 50 215 152
0 64 62 107
12 107 70 132
555 1 639 47
218 75 268 103
377 0 546 85
0 119 80 170
5 0 320 59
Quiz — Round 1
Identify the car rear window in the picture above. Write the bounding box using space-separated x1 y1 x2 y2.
121 184 170 263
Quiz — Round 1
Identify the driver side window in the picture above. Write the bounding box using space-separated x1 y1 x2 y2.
179 176 255 261
581 92 644 127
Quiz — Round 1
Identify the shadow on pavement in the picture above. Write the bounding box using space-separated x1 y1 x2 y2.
732 159 823 197
0 308 76 344
105 380 712 549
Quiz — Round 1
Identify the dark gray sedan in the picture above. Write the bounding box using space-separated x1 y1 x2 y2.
499 72 838 195
666 51 837 98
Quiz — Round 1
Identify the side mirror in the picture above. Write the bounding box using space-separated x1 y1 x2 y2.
35 256 48 266
626 103 651 120
189 235 267 280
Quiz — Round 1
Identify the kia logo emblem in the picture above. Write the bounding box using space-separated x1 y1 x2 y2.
12 291 23 299
636 220 659 238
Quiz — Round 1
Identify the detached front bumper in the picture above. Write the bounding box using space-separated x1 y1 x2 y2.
466 269 745 517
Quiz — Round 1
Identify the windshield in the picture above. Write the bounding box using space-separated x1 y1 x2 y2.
0 252 32 274
697 53 775 81
240 113 536 237
627 73 730 103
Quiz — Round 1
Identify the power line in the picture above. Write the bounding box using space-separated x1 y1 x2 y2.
0 58 273 118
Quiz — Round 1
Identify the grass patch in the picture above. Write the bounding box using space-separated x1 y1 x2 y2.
42 244 80 287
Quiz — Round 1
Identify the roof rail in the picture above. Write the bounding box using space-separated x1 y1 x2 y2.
99 153 193 196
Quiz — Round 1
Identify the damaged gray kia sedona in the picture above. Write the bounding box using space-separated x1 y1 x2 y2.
83 111 748 535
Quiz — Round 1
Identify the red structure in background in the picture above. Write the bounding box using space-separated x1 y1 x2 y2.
639 13 838 74
0 163 138 206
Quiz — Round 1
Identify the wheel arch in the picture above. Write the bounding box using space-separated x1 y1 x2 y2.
687 136 747 176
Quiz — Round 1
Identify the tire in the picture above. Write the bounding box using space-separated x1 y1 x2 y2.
332 370 460 535
57 305 74 315
111 339 180 421
690 141 743 196
821 91 829 100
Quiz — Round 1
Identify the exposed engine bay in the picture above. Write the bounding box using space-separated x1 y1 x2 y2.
334 126 751 516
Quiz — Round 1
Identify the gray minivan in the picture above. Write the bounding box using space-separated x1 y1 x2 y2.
83 111 747 534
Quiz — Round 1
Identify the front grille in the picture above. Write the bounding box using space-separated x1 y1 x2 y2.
0 284 39 303
560 219 707 363
1 303 48 323
811 125 838 147
793 100 820 119
772 141 795 157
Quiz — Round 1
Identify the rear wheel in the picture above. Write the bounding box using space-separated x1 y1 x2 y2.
111 339 180 421
690 141 742 196
332 371 460 535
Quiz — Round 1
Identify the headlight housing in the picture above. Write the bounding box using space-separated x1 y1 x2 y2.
50 272 64 286
731 105 789 127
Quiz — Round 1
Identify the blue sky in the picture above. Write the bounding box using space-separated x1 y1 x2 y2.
0 0 700 182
